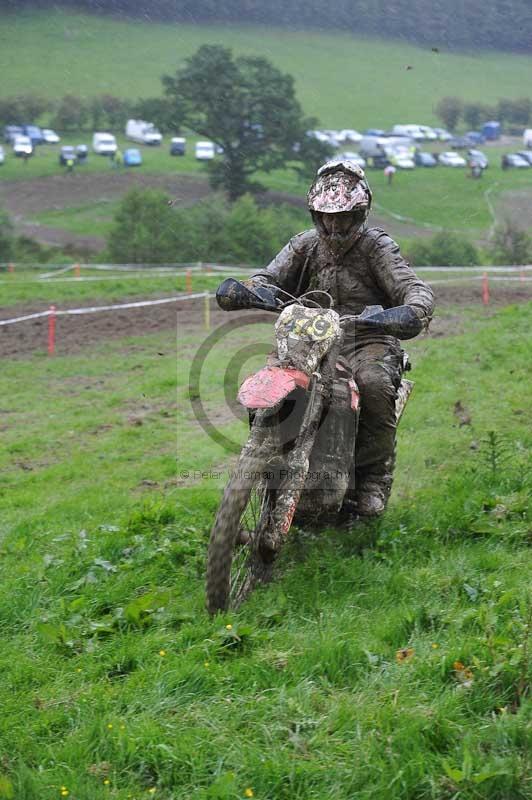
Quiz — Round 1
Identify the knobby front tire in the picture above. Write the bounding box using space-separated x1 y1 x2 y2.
206 445 275 614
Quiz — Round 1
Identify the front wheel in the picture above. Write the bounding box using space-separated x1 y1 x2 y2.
206 443 277 614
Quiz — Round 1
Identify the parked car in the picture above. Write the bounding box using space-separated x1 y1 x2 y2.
389 148 415 168
516 150 532 165
75 144 88 163
22 125 44 145
59 145 77 165
170 136 186 156
363 128 386 137
449 136 472 149
42 128 60 144
418 125 438 140
336 151 366 168
465 131 486 145
195 141 215 160
439 151 466 167
466 149 488 169
92 132 117 155
0 145 4 165
501 153 530 169
391 124 428 141
523 129 532 148
414 152 438 167
336 129 362 144
124 148 142 167
306 130 331 144
13 135 33 157
433 127 453 141
4 125 23 144
125 119 162 146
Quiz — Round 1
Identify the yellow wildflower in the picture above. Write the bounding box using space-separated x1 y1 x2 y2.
431 643 439 649
159 649 166 657
226 624 233 630
107 723 113 730
244 789 254 798
395 647 414 663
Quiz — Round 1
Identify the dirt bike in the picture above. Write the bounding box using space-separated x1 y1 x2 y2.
206 279 421 614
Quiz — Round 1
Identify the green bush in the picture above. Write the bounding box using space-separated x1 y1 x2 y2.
106 190 308 265
405 232 481 267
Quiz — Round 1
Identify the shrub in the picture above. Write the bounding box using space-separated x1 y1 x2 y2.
405 232 480 267
490 220 532 265
106 190 308 265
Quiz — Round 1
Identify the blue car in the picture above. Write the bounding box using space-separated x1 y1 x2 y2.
124 148 142 167
465 131 486 145
22 124 44 145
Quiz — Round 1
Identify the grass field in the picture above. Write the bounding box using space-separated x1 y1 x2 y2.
2 9 532 130
0 287 530 798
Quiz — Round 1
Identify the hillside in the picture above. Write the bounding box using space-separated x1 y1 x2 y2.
2 9 532 128
1 276 531 797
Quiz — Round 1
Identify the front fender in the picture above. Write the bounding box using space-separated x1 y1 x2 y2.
238 367 310 409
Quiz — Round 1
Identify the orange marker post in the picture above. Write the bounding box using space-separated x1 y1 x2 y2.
482 272 490 305
7 263 14 273
48 306 56 355
74 263 81 278
185 268 193 293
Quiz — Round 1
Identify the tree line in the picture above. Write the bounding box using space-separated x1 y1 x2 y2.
436 96 532 132
7 0 532 53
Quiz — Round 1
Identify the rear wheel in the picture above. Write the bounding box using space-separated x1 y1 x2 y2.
206 443 278 614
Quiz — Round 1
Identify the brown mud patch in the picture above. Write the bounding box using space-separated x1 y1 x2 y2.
1 283 529 359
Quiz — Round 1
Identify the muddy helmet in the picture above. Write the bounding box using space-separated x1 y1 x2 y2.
307 159 372 218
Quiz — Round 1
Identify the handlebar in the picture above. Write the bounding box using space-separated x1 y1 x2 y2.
216 278 423 340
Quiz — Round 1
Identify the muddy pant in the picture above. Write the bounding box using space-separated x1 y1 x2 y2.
342 337 403 497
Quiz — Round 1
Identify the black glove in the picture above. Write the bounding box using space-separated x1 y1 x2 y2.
216 278 280 312
355 305 423 340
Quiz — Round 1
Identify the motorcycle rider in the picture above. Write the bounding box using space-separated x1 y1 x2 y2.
217 160 435 516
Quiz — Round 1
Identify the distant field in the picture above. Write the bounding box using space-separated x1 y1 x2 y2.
2 9 532 128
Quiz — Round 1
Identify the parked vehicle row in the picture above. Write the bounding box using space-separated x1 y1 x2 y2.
3 124 61 145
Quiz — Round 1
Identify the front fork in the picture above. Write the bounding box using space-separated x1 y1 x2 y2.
263 335 344 550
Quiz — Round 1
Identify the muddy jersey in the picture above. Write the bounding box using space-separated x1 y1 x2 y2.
250 225 435 343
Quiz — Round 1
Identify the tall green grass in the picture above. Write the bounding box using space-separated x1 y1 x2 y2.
0 302 530 798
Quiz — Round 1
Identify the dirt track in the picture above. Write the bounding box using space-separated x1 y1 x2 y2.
1 283 529 359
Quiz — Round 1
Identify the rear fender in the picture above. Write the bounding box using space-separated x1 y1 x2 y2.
238 366 310 409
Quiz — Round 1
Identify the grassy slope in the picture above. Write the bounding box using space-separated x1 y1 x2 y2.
2 9 532 129
0 302 530 799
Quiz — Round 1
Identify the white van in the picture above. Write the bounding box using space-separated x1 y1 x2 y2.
195 141 215 160
125 119 162 146
523 129 532 148
391 124 426 141
92 132 118 155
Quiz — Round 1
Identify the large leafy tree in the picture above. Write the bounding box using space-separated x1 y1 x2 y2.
163 45 318 200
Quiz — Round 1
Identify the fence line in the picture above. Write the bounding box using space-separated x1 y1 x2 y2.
1 262 531 274
0 292 210 327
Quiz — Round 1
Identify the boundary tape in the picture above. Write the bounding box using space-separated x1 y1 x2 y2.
0 292 210 326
